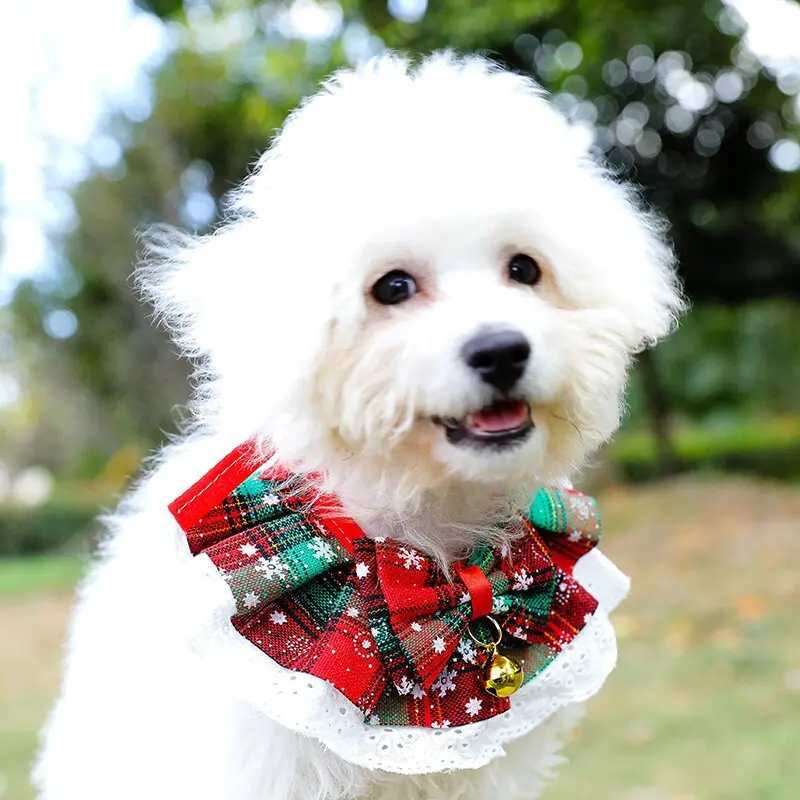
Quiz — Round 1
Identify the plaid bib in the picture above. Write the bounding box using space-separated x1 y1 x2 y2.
170 440 605 729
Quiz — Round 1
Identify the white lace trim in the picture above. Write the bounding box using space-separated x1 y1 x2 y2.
573 549 631 612
177 549 628 774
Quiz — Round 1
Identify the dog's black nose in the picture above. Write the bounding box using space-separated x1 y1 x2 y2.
461 328 531 393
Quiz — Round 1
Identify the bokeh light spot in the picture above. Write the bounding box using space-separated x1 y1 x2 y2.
636 130 663 159
714 70 745 103
44 308 78 340
388 0 427 24
665 105 697 135
602 59 628 88
747 119 778 149
561 74 588 99
769 139 800 172
556 41 583 71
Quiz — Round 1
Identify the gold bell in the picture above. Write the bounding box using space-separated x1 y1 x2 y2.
468 616 524 698
483 649 524 698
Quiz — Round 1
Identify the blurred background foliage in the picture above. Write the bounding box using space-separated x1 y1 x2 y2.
1 0 800 555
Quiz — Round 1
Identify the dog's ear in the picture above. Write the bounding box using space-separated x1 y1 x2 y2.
137 222 253 365
562 165 687 353
635 231 686 352
610 192 687 353
135 178 337 433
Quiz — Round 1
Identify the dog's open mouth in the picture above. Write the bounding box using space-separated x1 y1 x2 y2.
433 400 533 448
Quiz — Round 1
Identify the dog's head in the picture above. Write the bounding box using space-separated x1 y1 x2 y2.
144 54 683 507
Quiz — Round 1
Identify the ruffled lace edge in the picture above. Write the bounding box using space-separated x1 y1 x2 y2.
175 548 627 774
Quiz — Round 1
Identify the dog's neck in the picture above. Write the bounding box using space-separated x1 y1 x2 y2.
330 478 523 566
244 430 557 565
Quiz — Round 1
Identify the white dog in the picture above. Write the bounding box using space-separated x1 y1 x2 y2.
35 53 682 800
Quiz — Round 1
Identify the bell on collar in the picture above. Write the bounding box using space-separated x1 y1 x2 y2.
469 616 524 698
483 647 524 698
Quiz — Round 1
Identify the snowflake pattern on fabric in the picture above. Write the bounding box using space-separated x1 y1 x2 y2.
255 555 288 579
308 537 336 563
457 638 478 664
512 569 537 591
399 546 426 570
173 455 603 729
465 697 483 717
431 668 458 698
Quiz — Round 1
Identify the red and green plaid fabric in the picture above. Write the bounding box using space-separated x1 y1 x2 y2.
170 443 602 728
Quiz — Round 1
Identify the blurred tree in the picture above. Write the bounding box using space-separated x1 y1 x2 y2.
348 0 800 302
8 0 800 476
9 18 341 471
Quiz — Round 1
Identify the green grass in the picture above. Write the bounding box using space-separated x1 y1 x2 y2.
0 555 88 598
614 414 800 461
611 415 800 481
0 559 85 800
543 476 800 799
544 608 800 799
1 477 799 799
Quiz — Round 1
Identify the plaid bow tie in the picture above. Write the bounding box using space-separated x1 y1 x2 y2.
170 440 602 729
355 529 560 692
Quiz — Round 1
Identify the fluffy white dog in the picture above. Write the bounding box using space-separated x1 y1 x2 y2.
35 53 682 800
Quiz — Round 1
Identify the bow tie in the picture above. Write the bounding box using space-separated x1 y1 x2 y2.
170 440 602 729
356 528 560 692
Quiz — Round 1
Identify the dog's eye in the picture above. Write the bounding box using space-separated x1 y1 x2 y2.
371 270 418 305
507 254 542 286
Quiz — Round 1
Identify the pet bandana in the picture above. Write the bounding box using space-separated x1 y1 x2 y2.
170 440 621 733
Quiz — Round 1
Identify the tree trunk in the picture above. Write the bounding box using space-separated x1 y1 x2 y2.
638 348 678 476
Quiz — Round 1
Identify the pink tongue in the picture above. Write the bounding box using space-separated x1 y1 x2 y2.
467 402 528 432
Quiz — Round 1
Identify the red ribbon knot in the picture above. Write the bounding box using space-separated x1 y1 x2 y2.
453 562 493 620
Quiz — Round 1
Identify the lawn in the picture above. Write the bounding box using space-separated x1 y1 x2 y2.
0 559 87 800
1 477 798 800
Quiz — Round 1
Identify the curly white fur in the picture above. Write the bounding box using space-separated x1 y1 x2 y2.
34 53 682 800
